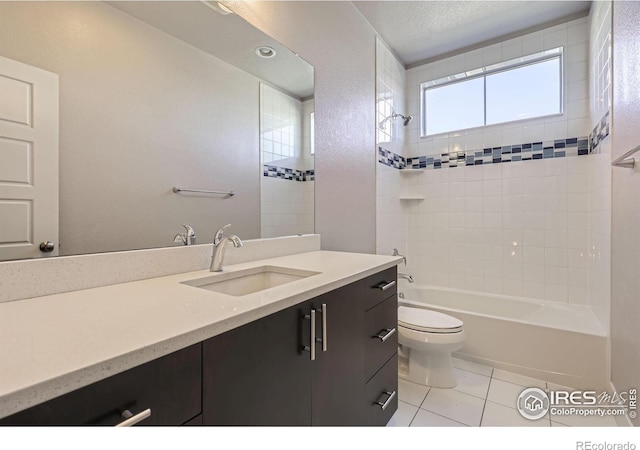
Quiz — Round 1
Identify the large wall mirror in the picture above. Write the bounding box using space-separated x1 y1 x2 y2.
0 1 314 262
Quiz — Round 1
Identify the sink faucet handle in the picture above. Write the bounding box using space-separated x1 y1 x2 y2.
174 224 196 245
214 224 232 245
182 224 196 245
392 248 407 265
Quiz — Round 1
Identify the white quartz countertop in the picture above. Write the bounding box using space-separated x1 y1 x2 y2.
0 250 401 419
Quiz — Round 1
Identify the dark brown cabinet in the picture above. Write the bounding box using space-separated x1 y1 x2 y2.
202 300 313 425
361 266 399 426
1 267 398 427
0 343 202 426
202 266 398 426
202 279 368 426
310 281 365 425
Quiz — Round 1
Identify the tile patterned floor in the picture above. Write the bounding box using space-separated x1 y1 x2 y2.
387 358 619 427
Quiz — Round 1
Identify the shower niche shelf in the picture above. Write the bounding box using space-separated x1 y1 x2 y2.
398 195 424 201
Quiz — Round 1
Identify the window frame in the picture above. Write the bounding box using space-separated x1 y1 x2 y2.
420 47 564 138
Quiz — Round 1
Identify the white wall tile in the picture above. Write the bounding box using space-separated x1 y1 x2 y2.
391 15 596 303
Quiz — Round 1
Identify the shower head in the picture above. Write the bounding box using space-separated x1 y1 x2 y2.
400 114 413 126
379 112 413 129
393 112 413 126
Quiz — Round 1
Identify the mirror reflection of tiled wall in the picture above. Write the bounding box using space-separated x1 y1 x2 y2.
260 83 314 238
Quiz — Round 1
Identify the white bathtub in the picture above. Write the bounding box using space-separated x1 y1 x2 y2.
399 285 608 390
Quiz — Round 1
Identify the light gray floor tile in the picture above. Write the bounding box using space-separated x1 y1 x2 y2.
398 378 430 407
421 387 485 426
411 409 467 427
492 369 547 389
452 357 494 377
453 368 491 399
386 400 419 427
487 378 527 409
481 400 550 427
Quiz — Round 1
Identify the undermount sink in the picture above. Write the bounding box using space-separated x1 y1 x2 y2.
181 266 321 297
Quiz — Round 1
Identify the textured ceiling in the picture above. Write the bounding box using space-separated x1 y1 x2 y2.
353 1 591 66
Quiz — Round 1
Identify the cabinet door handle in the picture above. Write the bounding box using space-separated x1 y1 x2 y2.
316 303 327 352
375 391 397 411
373 327 396 342
376 280 396 291
115 408 151 427
303 309 316 361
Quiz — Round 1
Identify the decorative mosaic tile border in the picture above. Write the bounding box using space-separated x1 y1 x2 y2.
378 148 407 169
263 164 315 181
379 136 589 170
590 111 610 154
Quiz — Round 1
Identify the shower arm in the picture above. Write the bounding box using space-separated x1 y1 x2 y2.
378 112 413 129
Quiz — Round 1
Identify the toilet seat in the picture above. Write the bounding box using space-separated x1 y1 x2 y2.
398 306 463 334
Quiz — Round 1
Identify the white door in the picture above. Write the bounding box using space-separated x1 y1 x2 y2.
0 55 58 261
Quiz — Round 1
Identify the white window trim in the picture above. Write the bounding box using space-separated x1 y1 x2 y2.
420 47 564 138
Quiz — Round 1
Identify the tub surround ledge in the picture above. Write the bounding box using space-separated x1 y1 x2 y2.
0 249 402 419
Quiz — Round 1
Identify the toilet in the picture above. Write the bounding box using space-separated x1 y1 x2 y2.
397 306 465 388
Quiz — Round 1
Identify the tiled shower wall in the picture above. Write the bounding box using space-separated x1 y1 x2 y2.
588 0 612 334
376 37 407 259
404 17 590 157
260 84 314 238
399 17 594 304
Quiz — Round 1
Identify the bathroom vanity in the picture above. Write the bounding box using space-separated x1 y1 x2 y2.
0 251 399 426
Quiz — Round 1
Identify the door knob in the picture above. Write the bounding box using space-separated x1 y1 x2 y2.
39 241 55 252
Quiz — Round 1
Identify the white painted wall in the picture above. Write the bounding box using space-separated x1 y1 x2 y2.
611 0 640 426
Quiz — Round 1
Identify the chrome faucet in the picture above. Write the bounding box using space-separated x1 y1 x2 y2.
174 224 196 246
398 273 414 283
392 248 406 265
210 224 243 272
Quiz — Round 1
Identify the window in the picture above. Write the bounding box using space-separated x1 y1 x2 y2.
260 83 300 163
421 48 563 137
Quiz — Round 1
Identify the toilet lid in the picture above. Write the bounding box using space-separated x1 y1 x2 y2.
398 306 463 334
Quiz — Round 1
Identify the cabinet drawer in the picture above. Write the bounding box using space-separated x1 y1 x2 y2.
1 343 202 426
365 294 398 382
365 353 398 426
362 266 397 311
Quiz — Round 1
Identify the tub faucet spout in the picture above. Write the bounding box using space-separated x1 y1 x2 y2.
399 273 414 283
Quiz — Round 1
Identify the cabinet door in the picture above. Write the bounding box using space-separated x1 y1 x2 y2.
311 281 366 425
202 301 313 425
0 343 202 426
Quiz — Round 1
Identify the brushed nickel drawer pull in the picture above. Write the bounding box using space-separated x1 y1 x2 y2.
315 304 327 352
373 327 396 342
115 408 151 427
375 391 397 410
303 310 316 361
377 280 396 291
